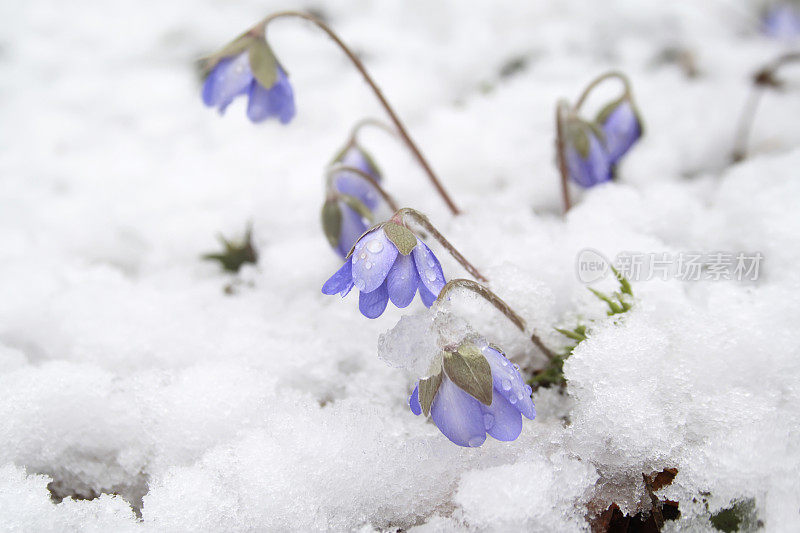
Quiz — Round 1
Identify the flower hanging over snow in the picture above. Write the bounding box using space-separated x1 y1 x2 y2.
564 117 612 188
322 223 445 318
408 341 535 447
596 98 643 166
201 34 295 124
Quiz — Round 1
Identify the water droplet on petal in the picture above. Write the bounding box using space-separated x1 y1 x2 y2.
525 385 532 395
509 395 517 405
502 379 512 391
427 256 435 267
359 252 367 261
365 262 373 270
426 271 437 282
367 239 384 254
517 391 524 400
501 359 508 367
468 436 484 447
483 413 495 430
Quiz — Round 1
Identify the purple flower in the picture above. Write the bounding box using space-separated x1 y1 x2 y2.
321 224 445 318
409 344 535 447
202 49 295 124
596 98 643 166
331 146 384 212
762 4 800 39
564 117 612 188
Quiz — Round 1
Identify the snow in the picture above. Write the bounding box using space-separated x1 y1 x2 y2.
2 0 800 530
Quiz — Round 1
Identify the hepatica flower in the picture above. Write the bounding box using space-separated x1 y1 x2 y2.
564 116 611 188
596 97 643 166
201 32 295 124
409 341 535 447
322 222 445 318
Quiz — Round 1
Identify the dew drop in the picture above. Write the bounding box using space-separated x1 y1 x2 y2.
483 413 495 430
366 239 384 254
468 436 484 447
427 256 436 267
426 271 437 282
525 385 533 395
509 395 517 405
502 379 512 391
364 262 373 270
359 252 367 261
517 391 524 400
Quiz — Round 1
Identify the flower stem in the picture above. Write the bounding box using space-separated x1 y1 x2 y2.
435 279 556 359
326 165 400 211
347 117 398 146
258 11 462 215
731 52 800 162
396 208 487 282
555 100 572 214
573 70 633 112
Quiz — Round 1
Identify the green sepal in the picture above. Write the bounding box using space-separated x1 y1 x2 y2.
418 370 443 417
321 200 342 249
248 39 279 89
443 343 493 406
383 222 417 255
565 117 603 159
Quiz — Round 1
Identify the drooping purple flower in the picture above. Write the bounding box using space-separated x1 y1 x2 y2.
409 343 535 447
596 98 643 165
321 224 445 318
762 4 800 39
201 39 295 124
564 117 612 188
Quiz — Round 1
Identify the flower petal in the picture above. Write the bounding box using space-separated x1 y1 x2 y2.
386 254 419 308
246 68 296 124
322 259 354 296
351 229 398 293
483 346 536 420
599 100 642 164
412 240 446 298
419 284 437 308
202 53 253 112
566 132 611 188
336 203 369 258
358 281 389 319
430 376 486 447
481 390 523 441
409 384 421 416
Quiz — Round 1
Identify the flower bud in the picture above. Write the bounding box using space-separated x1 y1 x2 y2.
564 117 612 188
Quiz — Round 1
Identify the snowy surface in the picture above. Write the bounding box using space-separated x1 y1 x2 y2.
1 0 800 530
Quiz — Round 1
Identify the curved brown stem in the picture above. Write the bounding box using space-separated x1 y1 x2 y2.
435 279 556 359
326 164 400 211
396 208 487 282
258 11 461 215
574 70 633 112
732 52 800 162
347 117 398 146
555 100 572 214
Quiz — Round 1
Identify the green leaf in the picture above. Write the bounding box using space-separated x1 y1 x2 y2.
248 40 279 89
611 265 633 296
201 225 258 273
383 222 417 255
443 343 493 406
320 200 342 249
418 370 443 417
555 327 586 342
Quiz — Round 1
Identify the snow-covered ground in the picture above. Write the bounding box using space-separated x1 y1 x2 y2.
1 0 799 531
